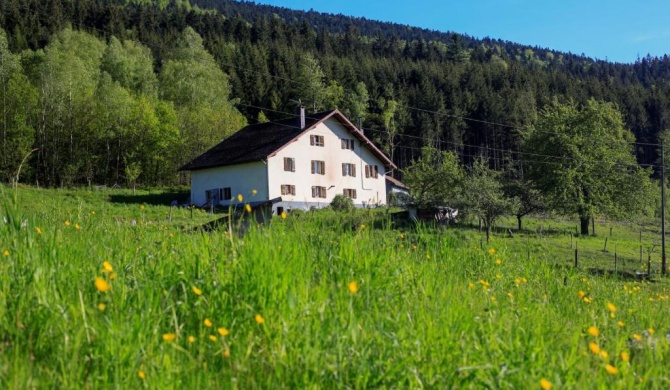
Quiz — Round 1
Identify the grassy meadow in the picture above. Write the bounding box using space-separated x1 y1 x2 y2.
1 185 670 388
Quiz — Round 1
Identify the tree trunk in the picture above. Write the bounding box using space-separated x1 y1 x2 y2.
517 215 522 231
486 225 491 243
580 216 590 235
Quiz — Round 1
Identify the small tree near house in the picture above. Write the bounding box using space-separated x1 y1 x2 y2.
460 158 518 242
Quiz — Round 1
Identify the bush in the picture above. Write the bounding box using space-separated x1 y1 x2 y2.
330 194 354 212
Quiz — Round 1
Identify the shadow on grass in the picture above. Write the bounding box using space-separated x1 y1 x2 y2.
108 190 190 206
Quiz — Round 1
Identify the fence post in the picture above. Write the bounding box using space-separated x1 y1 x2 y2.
648 254 652 275
570 233 574 249
575 247 579 268
603 237 608 252
610 227 613 237
614 251 618 275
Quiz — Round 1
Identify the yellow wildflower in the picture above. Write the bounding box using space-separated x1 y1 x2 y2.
209 335 217 342
252 189 258 195
540 378 553 390
75 223 80 230
245 204 252 213
138 371 146 380
102 261 113 273
496 274 501 279
162 333 176 342
648 328 655 335
217 328 229 336
617 321 624 327
348 280 359 294
223 350 230 358
578 290 586 299
488 248 496 255
620 351 630 362
588 326 599 337
632 333 642 341
204 318 213 327
605 364 619 375
255 314 265 324
95 277 110 292
35 227 42 235
607 302 617 312
237 194 243 202
280 211 287 219
600 350 609 359
495 258 502 265
97 303 106 311
583 297 592 303
64 220 71 227
192 286 203 296
589 342 601 355
2 249 8 257
109 272 116 280
140 205 145 210
360 224 366 230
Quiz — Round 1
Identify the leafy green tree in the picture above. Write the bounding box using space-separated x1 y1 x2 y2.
502 160 546 231
525 99 652 235
402 146 463 207
101 36 157 96
460 158 518 242
291 52 325 111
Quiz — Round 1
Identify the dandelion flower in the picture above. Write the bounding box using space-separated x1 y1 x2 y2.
192 286 203 296
138 371 146 380
578 290 586 299
605 364 619 375
245 204 252 213
204 318 213 327
617 321 624 327
223 350 230 358
252 189 258 195
109 272 116 280
632 333 642 341
35 227 42 235
488 248 496 255
95 277 110 292
209 335 217 342
64 220 71 227
102 261 113 273
217 327 229 336
75 223 80 230
620 351 630 362
399 233 405 239
360 224 366 230
583 297 592 303
237 194 243 202
140 205 145 210
588 326 599 337
589 342 601 355
607 302 617 312
280 211 287 219
348 280 359 294
255 314 264 324
599 350 609 359
97 303 106 311
648 328 655 335
162 333 176 342
495 259 502 265
540 378 553 390
2 249 8 257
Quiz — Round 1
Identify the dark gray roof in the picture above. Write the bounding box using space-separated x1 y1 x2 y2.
180 109 396 171
180 111 333 171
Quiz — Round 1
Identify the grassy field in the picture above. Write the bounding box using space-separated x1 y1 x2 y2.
2 185 670 388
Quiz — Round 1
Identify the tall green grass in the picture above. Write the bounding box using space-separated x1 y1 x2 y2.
1 186 670 388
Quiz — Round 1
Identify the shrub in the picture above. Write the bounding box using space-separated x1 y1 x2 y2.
330 194 354 212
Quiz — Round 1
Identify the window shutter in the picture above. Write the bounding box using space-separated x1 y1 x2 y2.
321 161 325 175
323 187 327 198
342 163 346 176
353 189 357 199
352 165 356 177
310 135 314 146
365 165 370 178
311 161 315 174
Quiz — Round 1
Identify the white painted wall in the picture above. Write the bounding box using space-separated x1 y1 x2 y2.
190 161 268 206
267 117 387 212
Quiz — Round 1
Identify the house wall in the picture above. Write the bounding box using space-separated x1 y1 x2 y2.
190 161 268 206
267 117 387 212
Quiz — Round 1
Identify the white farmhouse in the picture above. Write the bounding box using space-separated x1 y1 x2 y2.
180 109 397 215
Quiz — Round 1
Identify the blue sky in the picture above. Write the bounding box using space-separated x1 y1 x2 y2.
252 0 670 64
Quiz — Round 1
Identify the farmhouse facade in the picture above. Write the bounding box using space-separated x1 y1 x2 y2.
180 109 397 214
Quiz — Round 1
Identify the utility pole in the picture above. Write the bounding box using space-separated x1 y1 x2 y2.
662 141 667 276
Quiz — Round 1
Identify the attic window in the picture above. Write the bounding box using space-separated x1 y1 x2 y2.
310 135 324 147
284 157 295 172
365 165 379 179
341 139 355 150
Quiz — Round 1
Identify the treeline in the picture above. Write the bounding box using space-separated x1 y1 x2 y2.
0 26 244 186
1 0 670 186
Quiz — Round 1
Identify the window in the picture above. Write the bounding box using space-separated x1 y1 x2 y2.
311 160 325 175
341 138 355 150
284 157 295 172
280 184 296 195
312 186 327 198
342 163 356 177
205 189 212 202
343 188 357 199
364 165 379 178
310 135 324 147
219 187 232 200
